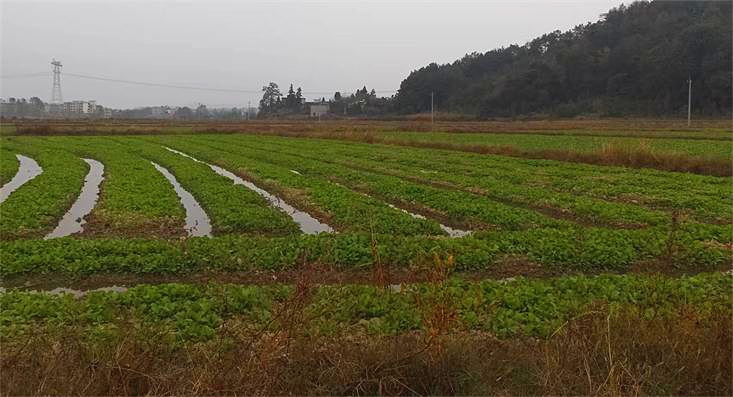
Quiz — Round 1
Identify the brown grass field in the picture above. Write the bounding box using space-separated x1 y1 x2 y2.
2 301 729 395
3 117 732 137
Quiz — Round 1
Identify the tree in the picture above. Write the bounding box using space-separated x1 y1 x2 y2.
195 104 209 119
394 1 732 117
259 82 282 114
295 87 303 107
174 106 194 120
285 84 297 109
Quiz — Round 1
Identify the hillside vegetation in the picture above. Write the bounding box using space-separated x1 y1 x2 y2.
394 1 732 117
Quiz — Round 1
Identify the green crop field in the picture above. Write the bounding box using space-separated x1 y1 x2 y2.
1 131 731 394
1 133 730 278
375 130 733 158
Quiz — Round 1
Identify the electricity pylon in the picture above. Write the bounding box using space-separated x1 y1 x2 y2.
51 59 63 104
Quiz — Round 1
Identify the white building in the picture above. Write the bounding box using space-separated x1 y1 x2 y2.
62 100 98 115
308 102 329 118
63 101 84 113
82 100 96 114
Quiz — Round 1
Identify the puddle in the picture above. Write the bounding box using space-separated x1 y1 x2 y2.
47 285 128 298
45 159 104 239
0 285 128 298
386 203 471 238
152 161 212 237
0 154 43 203
165 147 334 234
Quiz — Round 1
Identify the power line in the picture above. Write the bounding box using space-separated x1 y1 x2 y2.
0 72 50 79
1 69 398 98
63 72 397 96
65 72 263 94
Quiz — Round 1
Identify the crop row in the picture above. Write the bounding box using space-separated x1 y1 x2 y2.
200 135 671 228
5 137 304 237
2 136 729 240
39 137 187 237
113 138 300 236
2 221 730 277
0 138 87 239
2 273 730 342
0 149 18 186
7 136 445 237
277 135 732 223
222 134 731 225
154 136 566 231
137 138 446 236
245 137 672 227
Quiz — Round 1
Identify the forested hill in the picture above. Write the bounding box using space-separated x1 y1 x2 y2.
394 1 732 118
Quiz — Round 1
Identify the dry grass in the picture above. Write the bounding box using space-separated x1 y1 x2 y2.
345 136 730 177
6 118 732 138
1 306 729 396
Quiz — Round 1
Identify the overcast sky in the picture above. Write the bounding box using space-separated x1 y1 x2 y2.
1 0 621 108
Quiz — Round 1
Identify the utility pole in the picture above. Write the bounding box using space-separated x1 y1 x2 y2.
687 77 692 127
430 92 434 127
247 101 251 121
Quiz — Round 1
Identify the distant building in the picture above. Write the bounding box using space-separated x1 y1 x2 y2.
62 100 98 114
64 101 84 113
308 102 329 118
82 100 96 114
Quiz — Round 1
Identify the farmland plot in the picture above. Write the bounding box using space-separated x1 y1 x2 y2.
159 136 564 231
0 134 729 268
221 135 731 225
0 131 731 395
141 137 446 236
115 138 301 236
43 137 187 237
0 138 87 239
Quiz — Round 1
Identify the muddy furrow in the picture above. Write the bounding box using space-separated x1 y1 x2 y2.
0 154 43 204
45 159 105 239
165 147 334 234
152 161 212 237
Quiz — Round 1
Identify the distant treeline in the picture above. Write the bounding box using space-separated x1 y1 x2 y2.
393 1 732 118
258 82 391 118
0 97 46 118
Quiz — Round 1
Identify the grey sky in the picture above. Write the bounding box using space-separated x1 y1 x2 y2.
1 0 621 108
